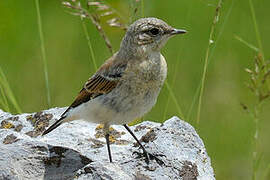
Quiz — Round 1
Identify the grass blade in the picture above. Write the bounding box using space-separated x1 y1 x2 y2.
249 0 264 62
35 0 51 107
234 35 259 52
263 163 270 180
141 0 144 17
0 67 22 113
248 0 270 91
0 80 10 112
187 82 201 122
196 0 223 126
81 19 98 70
188 0 233 123
165 81 185 120
162 53 182 121
208 0 234 61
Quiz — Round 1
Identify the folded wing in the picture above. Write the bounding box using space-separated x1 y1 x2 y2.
42 55 127 136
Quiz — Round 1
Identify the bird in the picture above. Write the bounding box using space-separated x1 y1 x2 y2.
42 17 186 163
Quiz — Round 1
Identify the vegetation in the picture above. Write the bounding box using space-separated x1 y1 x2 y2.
0 0 269 179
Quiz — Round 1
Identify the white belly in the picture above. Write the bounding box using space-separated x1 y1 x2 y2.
68 89 158 125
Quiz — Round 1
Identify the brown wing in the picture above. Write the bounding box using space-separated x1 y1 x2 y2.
42 55 127 136
69 75 119 109
42 67 122 136
61 55 127 117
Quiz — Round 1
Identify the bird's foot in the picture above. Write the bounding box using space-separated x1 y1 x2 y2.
132 151 165 166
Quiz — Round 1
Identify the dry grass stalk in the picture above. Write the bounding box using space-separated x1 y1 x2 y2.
241 54 270 180
62 0 145 54
244 55 270 104
87 1 127 30
62 0 128 54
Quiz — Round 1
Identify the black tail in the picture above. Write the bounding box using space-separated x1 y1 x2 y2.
42 116 66 136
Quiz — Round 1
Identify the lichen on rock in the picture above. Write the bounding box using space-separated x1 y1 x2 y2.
0 108 215 180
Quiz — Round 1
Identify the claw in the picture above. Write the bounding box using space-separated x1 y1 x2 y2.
132 151 165 165
123 125 164 165
143 151 150 164
148 153 165 166
132 151 144 158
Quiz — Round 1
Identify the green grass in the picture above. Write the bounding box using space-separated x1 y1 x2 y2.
0 67 21 113
164 81 185 120
196 0 223 126
247 0 269 179
81 19 98 71
0 75 10 111
248 0 264 62
141 0 144 17
162 52 182 121
234 35 259 53
35 0 51 107
187 0 233 123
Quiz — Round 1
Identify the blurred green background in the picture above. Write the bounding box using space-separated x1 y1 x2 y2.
0 0 269 179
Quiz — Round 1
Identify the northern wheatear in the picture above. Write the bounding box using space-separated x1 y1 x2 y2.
42 17 186 163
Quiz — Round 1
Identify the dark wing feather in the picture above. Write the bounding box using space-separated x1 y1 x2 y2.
69 75 119 109
42 55 127 136
63 57 127 116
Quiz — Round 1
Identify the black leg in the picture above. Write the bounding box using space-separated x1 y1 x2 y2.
105 133 112 163
123 124 150 163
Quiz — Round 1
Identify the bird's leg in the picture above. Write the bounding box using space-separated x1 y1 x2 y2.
104 124 112 163
123 124 150 164
105 133 112 163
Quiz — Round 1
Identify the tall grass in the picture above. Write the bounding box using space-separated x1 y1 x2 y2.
248 0 264 62
35 0 51 107
0 85 9 111
0 67 22 113
187 0 233 123
240 55 270 180
196 0 223 126
140 0 144 17
164 81 185 120
81 19 98 71
234 35 259 52
243 0 269 179
0 72 10 112
162 53 182 121
235 0 269 178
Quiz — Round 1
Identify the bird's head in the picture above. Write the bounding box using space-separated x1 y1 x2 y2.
120 17 186 56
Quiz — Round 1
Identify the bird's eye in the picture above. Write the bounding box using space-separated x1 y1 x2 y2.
149 28 160 36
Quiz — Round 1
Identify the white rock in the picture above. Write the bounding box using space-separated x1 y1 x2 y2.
0 108 215 180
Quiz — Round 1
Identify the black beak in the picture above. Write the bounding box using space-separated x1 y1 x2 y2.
170 28 187 35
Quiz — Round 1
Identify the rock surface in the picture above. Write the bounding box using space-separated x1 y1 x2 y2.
0 108 215 180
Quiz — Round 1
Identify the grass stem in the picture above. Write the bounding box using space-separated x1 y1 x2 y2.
0 82 10 112
248 3 269 177
81 19 98 71
196 0 223 126
234 35 259 53
35 0 51 107
0 67 22 113
165 81 185 120
162 53 182 121
187 0 233 123
141 0 144 17
248 0 264 62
